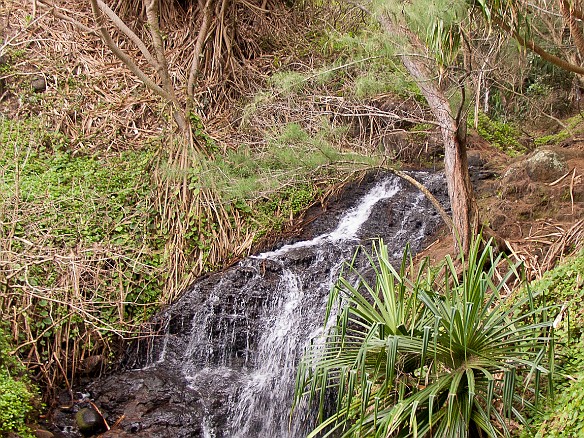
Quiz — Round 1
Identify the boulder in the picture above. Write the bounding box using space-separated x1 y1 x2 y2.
31 76 46 93
525 149 567 182
75 407 106 436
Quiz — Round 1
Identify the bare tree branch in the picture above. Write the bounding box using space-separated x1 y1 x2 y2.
187 0 213 102
388 168 454 231
88 0 175 102
142 0 189 133
144 0 174 96
37 0 97 34
96 0 158 67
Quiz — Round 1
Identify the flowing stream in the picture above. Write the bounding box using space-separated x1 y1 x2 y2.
72 172 448 438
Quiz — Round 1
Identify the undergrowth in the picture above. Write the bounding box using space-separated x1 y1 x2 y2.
0 111 374 396
0 115 167 396
238 21 432 166
470 112 527 156
268 25 422 102
535 114 584 146
202 123 378 235
0 327 37 437
520 250 584 437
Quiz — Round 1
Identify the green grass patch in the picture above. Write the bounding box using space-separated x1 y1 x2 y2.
535 114 584 146
0 328 37 438
0 115 166 383
470 112 526 156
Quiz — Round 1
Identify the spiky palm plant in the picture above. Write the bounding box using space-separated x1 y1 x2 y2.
294 239 554 437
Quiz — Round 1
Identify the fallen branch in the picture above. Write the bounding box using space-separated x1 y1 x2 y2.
385 167 454 232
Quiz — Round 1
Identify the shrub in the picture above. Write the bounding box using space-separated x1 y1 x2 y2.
294 239 554 437
471 112 526 156
521 250 584 437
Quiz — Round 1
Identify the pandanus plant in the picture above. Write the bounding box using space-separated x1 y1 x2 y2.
294 238 555 437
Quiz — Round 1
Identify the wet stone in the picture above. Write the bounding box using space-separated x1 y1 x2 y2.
75 407 106 436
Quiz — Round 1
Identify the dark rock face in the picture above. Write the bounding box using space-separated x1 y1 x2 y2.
50 172 449 438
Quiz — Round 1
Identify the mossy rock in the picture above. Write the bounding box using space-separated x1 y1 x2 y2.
75 407 106 436
525 149 567 182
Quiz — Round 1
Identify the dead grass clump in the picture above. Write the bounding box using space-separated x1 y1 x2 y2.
515 219 584 279
238 89 439 163
0 244 162 399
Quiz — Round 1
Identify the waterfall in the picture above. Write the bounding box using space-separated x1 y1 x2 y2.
224 177 403 437
81 172 448 438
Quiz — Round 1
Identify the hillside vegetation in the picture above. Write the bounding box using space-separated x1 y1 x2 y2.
0 0 583 435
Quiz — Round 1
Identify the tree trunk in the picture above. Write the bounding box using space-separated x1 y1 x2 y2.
376 15 479 253
401 55 479 253
441 119 479 254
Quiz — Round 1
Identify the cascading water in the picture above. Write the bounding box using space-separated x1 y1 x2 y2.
68 171 448 438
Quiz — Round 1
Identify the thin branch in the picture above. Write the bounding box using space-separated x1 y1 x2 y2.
387 168 454 232
187 0 213 101
495 17 584 75
36 0 97 35
96 0 158 67
88 0 175 102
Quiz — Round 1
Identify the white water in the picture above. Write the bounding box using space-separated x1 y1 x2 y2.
256 177 401 259
225 176 412 437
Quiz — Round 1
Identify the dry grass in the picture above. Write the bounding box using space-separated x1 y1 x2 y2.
1 0 310 148
0 245 153 397
238 91 438 161
515 219 584 279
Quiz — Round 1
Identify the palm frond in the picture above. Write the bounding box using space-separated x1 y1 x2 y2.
294 238 556 437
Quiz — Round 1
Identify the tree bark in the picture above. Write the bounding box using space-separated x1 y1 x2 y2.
378 15 479 254
403 57 478 254
558 0 584 63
